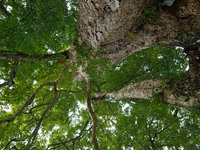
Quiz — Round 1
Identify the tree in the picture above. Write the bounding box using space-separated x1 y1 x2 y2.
0 0 199 149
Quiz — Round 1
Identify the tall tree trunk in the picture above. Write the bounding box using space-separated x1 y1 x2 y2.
78 0 200 63
78 0 200 108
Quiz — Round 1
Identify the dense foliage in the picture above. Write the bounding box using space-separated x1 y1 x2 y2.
0 0 199 149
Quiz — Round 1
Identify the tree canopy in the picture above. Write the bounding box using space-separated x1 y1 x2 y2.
0 0 199 149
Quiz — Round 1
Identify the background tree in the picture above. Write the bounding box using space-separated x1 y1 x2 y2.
0 0 199 149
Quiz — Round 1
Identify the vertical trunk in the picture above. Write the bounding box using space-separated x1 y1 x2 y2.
78 0 200 64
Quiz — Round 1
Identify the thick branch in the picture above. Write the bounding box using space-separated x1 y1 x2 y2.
0 82 54 125
0 50 70 61
105 79 161 100
86 80 99 150
79 0 200 64
94 79 200 109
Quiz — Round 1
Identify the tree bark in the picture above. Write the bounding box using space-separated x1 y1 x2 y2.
78 0 200 63
78 0 200 109
94 79 200 108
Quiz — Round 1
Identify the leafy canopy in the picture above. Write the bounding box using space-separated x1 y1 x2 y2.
0 0 199 150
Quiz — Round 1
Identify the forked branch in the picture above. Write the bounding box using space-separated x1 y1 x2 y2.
47 120 91 149
26 83 59 149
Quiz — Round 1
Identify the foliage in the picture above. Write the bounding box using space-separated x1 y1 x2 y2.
0 0 78 54
0 0 199 150
114 101 200 149
89 46 188 91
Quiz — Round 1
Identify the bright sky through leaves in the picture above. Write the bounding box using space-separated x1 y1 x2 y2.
0 0 199 149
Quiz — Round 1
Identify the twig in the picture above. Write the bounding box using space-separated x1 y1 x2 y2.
3 138 24 150
47 120 90 150
153 122 173 140
23 103 50 114
145 123 157 149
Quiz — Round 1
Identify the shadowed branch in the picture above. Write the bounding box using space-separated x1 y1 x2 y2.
0 50 70 62
26 83 59 149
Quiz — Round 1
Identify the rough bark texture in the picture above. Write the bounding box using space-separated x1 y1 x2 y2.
78 0 200 63
106 79 161 99
96 79 200 108
78 0 200 108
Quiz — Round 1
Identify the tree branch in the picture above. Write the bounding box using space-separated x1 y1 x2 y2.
86 80 99 150
3 138 24 150
153 122 173 141
24 103 50 114
26 83 59 149
145 111 176 148
94 79 200 109
145 123 157 150
47 120 90 150
79 0 200 64
0 50 70 62
0 82 54 125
